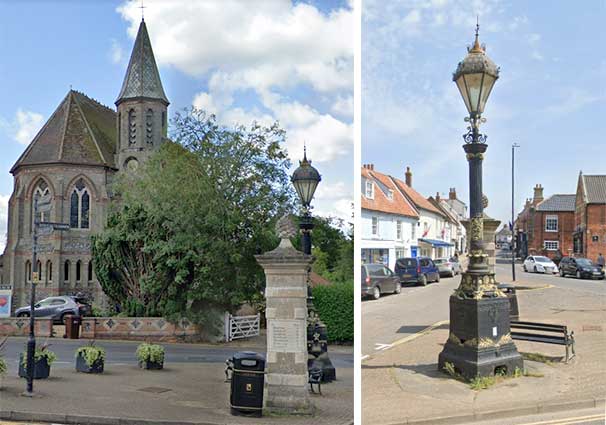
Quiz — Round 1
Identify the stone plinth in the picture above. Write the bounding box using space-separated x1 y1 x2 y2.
255 238 313 415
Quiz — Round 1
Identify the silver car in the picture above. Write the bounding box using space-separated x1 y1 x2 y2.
434 258 460 277
14 296 90 324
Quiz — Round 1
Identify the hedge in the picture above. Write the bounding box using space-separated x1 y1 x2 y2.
312 281 354 343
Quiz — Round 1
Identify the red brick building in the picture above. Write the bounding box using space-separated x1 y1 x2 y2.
573 173 606 262
515 185 575 259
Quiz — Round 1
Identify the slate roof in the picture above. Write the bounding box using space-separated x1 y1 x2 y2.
11 90 117 173
361 167 418 218
391 177 445 217
116 19 168 105
536 194 576 212
581 175 606 204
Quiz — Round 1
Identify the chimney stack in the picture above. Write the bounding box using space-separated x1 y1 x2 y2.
533 184 544 205
363 164 375 170
405 166 412 187
449 187 457 200
436 192 441 201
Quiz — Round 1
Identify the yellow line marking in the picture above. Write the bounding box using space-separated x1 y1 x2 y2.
518 413 605 425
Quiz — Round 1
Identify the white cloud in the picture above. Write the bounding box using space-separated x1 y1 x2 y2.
331 95 353 118
0 194 9 253
14 109 44 145
109 39 124 64
117 0 353 93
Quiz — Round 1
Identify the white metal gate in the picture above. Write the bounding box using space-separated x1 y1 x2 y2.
224 313 260 342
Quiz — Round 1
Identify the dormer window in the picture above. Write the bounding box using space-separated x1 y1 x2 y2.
387 189 394 200
365 181 374 199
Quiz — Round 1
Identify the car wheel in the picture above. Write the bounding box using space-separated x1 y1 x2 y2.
394 284 401 294
435 274 440 283
523 265 527 272
17 312 29 317
559 269 565 277
576 271 582 279
419 275 427 286
534 266 538 273
372 286 381 300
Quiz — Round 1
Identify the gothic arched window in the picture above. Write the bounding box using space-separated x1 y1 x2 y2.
88 261 93 282
46 260 53 283
32 179 51 228
128 108 137 145
64 260 70 283
25 260 32 283
146 109 154 145
70 179 90 229
76 260 82 283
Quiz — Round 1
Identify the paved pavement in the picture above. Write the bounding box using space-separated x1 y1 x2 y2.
473 406 605 425
361 250 606 424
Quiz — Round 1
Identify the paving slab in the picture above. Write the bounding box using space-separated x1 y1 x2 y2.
0 362 352 425
362 283 606 424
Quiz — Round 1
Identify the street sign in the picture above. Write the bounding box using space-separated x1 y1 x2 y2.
32 272 39 282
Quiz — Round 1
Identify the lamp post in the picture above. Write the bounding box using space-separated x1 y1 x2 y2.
511 142 520 281
291 147 335 382
438 21 523 380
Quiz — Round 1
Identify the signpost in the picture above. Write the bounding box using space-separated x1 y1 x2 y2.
24 195 70 396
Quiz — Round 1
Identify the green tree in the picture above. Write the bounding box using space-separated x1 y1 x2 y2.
92 109 294 319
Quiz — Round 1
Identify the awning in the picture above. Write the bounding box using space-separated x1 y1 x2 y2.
419 238 454 248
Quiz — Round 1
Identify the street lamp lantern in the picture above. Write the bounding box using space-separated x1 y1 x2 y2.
291 147 321 209
453 22 500 119
438 20 523 380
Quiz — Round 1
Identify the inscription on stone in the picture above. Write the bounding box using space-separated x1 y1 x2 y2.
268 319 304 353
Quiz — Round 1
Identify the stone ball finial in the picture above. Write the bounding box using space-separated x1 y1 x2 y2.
482 194 489 209
276 214 297 240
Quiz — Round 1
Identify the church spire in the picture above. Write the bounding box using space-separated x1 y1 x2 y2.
116 19 169 106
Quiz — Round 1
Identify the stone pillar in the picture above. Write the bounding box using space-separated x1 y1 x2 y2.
462 215 500 274
255 220 313 415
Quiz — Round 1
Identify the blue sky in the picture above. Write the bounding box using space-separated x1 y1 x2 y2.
0 0 353 250
363 0 606 225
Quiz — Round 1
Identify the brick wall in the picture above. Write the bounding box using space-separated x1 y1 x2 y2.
585 204 606 262
528 211 575 259
0 318 53 337
80 317 202 343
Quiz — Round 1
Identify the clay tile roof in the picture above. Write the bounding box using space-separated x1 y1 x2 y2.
391 176 444 216
116 19 169 105
536 194 576 212
582 175 606 204
11 90 117 173
361 167 418 218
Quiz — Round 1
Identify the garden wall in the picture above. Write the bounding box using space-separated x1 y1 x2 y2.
80 317 201 342
0 318 53 337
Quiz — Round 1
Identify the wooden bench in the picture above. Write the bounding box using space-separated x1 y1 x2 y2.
510 321 575 363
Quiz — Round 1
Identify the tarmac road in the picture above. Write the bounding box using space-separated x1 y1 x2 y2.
1 337 353 374
361 249 605 360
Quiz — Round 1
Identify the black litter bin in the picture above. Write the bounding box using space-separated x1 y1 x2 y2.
230 351 265 417
65 315 81 339
498 283 519 320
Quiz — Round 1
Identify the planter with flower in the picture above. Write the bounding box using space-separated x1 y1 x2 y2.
18 343 57 380
136 343 165 370
75 341 105 374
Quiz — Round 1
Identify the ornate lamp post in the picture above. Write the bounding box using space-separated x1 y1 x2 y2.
291 147 335 382
438 22 523 380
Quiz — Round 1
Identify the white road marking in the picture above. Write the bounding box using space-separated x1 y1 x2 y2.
374 343 392 351
517 413 605 425
360 355 369 361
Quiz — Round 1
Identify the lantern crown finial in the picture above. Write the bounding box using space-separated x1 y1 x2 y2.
469 16 483 53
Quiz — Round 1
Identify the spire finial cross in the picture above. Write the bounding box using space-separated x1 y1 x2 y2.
139 0 146 21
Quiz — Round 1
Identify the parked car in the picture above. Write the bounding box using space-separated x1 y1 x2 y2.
15 295 92 324
433 258 459 277
394 257 440 286
361 264 401 300
449 257 462 275
559 257 605 280
523 255 559 274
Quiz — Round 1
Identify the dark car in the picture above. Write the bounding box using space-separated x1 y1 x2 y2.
15 295 92 324
361 264 401 300
559 257 605 280
395 257 440 286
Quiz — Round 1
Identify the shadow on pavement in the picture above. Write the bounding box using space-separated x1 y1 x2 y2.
396 323 449 334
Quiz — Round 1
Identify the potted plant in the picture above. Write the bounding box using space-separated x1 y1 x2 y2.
136 343 165 370
75 341 105 373
0 337 8 385
18 342 56 379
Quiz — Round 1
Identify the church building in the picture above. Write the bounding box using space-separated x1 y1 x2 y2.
1 19 169 310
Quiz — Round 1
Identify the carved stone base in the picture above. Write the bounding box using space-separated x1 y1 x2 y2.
438 295 523 380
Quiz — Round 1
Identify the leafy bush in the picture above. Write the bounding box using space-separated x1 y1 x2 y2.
136 343 165 364
76 342 106 367
20 344 57 368
0 337 7 375
312 281 354 343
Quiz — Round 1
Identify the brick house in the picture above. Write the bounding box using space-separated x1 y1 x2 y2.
573 173 606 262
